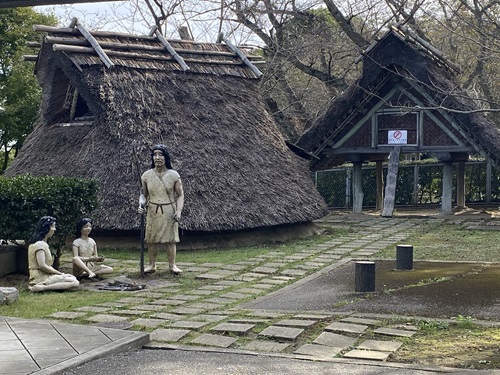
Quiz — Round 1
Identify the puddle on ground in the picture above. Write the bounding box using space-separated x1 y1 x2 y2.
244 260 500 320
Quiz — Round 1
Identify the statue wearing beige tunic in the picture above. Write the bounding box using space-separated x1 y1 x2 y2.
142 169 180 244
138 145 184 274
28 216 79 292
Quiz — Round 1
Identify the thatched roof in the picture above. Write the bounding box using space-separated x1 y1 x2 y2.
294 24 500 171
6 20 328 232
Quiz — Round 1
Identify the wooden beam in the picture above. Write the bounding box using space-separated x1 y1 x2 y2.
0 0 121 7
219 33 262 78
149 26 189 71
51 44 251 66
71 18 114 69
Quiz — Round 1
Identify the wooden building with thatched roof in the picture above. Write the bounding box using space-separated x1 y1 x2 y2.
6 19 328 247
290 23 500 216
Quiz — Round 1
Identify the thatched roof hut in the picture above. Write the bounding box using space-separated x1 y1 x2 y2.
292 24 500 171
6 20 328 239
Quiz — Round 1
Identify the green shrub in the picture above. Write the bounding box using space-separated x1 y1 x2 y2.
0 174 99 269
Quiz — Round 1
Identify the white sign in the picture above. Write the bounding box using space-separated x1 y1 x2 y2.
388 130 407 144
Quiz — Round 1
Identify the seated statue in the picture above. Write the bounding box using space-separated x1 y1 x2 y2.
28 216 80 292
72 218 113 279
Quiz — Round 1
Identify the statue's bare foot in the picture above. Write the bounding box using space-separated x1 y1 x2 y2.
30 285 44 292
144 265 157 274
170 265 183 275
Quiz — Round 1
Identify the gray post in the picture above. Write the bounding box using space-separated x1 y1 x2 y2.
355 261 375 292
396 244 413 270
456 161 466 209
441 162 453 215
352 162 364 214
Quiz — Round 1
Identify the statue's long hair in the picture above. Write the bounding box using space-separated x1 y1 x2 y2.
75 217 92 239
150 144 173 169
29 216 56 244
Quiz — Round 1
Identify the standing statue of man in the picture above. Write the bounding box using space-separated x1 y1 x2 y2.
138 144 185 274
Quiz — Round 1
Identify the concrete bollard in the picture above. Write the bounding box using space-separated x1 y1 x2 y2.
396 244 414 270
355 261 375 292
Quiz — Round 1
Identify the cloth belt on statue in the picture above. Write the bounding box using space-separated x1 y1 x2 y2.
149 201 172 214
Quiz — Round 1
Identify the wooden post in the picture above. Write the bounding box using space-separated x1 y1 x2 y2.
381 147 401 217
396 244 413 270
352 162 364 214
456 161 466 209
441 162 453 215
376 161 383 211
355 261 375 292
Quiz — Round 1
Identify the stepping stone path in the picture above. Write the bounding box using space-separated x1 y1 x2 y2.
44 214 445 363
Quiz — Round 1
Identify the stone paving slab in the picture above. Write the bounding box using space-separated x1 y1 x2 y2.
220 292 250 299
189 302 224 311
73 306 111 313
170 320 210 329
217 280 245 286
234 287 266 295
211 322 255 334
150 328 191 342
357 339 403 352
325 322 368 334
343 349 391 361
48 311 88 319
113 309 151 316
129 318 166 328
262 278 291 284
294 343 343 358
274 319 317 328
170 307 205 315
252 267 278 274
190 333 237 348
115 297 150 304
187 289 216 296
131 304 168 311
251 283 275 290
280 269 307 277
150 313 185 321
312 332 357 348
86 314 130 323
148 299 187 306
205 297 237 304
241 340 291 352
258 326 304 340
168 294 201 301
190 314 228 322
195 270 238 280
247 311 285 318
340 317 381 325
373 327 416 337
96 302 128 308
293 313 334 320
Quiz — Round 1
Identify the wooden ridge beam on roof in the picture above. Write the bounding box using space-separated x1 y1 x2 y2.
43 36 254 59
51 44 259 66
0 0 121 7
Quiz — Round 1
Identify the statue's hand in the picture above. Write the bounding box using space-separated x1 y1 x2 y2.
138 205 147 214
173 211 181 222
138 194 147 214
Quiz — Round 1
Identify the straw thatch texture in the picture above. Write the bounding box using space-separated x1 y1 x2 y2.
294 28 500 171
6 28 328 232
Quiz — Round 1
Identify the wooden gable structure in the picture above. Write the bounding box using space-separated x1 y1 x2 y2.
291 24 500 215
6 19 329 243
